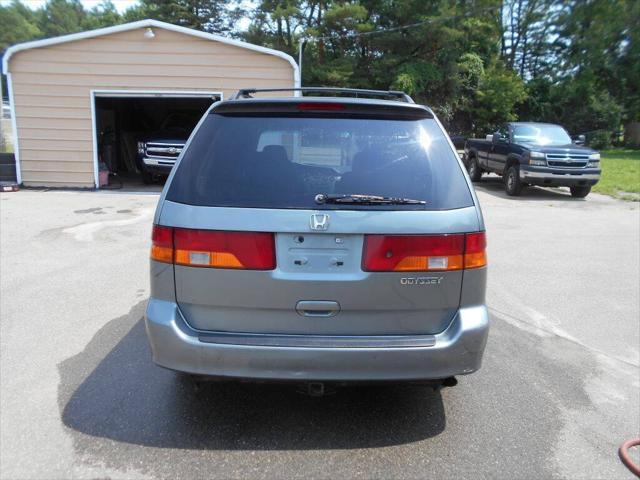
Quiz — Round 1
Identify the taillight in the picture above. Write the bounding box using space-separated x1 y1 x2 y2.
174 229 275 270
151 225 275 270
464 232 487 269
362 232 486 272
151 225 174 263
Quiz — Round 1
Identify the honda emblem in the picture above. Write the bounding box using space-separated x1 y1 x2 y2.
310 213 330 231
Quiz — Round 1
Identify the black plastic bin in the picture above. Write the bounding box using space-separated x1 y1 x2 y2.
0 152 17 183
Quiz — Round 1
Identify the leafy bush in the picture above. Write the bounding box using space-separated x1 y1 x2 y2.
587 130 611 150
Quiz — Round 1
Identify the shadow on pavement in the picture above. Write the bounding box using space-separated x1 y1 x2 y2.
100 172 165 193
59 301 446 451
473 175 587 202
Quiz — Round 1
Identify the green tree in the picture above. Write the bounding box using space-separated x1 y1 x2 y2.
1 0 42 98
1 0 636 140
85 1 122 29
0 0 42 53
514 0 635 136
37 0 90 37
556 0 638 126
243 0 307 53
500 0 560 79
470 63 527 134
132 0 236 33
295 0 523 134
121 4 151 22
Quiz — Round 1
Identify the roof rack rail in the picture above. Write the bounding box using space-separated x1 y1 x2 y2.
230 87 414 103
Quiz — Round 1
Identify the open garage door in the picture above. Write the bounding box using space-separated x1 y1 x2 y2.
93 91 220 189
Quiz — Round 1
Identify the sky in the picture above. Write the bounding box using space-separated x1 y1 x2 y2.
1 0 140 12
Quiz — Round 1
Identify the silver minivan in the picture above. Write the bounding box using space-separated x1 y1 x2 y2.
145 88 489 389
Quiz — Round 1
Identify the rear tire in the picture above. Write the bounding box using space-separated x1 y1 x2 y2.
570 185 591 198
467 156 482 182
505 165 523 196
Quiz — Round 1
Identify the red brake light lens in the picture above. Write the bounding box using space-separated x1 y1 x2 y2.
297 102 345 111
362 233 486 272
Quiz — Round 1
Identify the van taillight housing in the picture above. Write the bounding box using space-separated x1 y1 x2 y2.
362 232 486 272
151 225 174 264
150 225 276 270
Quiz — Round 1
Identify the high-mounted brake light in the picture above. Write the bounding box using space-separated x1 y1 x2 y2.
150 226 276 270
297 103 345 111
362 233 486 272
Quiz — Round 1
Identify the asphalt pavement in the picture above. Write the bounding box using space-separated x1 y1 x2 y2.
1 179 638 479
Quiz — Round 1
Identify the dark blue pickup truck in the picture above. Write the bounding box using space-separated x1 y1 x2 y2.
464 122 601 197
136 112 201 184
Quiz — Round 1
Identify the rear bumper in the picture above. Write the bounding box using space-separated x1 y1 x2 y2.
144 299 490 381
519 166 600 186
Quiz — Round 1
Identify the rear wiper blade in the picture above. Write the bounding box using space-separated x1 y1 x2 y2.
314 193 426 205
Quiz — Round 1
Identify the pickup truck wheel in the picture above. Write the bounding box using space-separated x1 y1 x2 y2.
505 165 523 196
570 186 591 198
140 170 154 184
468 156 482 182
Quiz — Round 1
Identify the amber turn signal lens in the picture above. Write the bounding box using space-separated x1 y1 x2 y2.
174 250 245 269
151 245 173 263
393 254 464 271
463 251 487 269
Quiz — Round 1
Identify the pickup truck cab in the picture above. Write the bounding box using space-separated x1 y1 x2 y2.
464 122 601 197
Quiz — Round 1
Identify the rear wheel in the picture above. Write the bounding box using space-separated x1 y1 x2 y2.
570 185 591 198
467 155 482 182
505 165 523 196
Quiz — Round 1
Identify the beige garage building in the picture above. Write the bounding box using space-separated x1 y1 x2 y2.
2 19 299 188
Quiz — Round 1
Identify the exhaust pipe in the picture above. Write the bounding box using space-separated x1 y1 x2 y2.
306 382 325 396
441 376 458 388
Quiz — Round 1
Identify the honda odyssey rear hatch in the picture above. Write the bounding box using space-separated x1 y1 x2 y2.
155 97 482 337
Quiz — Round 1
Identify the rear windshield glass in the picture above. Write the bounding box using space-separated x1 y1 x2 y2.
166 113 473 210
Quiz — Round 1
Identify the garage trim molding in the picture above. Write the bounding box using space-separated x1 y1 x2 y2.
2 19 301 78
5 72 21 184
2 19 301 188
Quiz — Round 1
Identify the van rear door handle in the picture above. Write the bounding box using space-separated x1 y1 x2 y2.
296 301 341 317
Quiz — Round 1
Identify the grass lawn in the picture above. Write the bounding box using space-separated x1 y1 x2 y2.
593 149 640 200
